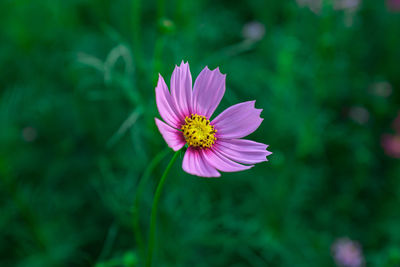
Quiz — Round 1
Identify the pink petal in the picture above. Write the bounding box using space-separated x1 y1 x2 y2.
170 61 193 120
212 101 263 139
182 148 220 177
192 66 226 119
201 149 253 172
155 118 185 151
215 139 272 165
155 74 182 128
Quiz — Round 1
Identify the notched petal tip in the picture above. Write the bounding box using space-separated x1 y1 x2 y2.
156 73 164 84
264 147 273 161
178 60 189 68
192 65 226 119
215 139 271 165
212 66 226 77
212 101 264 139
202 149 254 173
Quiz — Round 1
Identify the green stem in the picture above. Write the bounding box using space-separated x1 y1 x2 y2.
132 148 169 261
146 150 180 267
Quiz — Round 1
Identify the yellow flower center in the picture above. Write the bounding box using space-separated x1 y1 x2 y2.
181 114 217 148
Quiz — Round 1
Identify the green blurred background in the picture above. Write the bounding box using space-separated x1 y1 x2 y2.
1 0 400 266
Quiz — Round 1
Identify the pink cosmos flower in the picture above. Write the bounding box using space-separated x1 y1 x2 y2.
331 238 364 267
154 61 271 177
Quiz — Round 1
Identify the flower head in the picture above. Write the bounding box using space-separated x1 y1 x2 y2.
331 237 364 267
155 61 271 177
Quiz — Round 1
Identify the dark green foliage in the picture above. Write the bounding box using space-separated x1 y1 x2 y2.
1 0 400 266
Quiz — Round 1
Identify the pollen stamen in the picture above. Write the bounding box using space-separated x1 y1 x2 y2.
181 114 217 148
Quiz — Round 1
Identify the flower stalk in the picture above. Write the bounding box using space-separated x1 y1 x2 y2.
146 150 181 267
132 148 169 262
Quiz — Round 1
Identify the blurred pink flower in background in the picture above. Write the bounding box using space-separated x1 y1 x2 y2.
334 0 361 10
22 126 37 142
296 0 361 14
368 81 393 98
387 0 400 11
335 0 361 26
382 113 400 158
348 106 369 125
296 0 361 26
296 0 322 13
332 238 364 267
382 134 400 158
242 21 266 41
